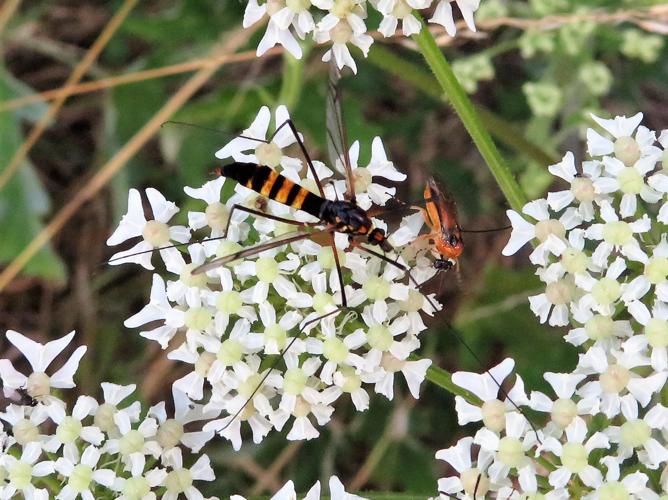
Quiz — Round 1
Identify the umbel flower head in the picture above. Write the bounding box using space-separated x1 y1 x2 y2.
0 330 218 499
243 0 482 73
435 113 668 498
111 105 439 450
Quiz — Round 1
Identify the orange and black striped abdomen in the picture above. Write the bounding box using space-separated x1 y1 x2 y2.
221 162 325 218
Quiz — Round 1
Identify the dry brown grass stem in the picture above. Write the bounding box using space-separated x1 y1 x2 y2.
0 27 256 292
349 400 414 491
249 442 302 495
477 4 668 32
0 0 139 191
1 2 666 115
0 47 283 113
0 0 22 36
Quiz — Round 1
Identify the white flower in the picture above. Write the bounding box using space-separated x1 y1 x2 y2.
502 199 581 266
452 358 529 432
111 453 166 500
0 330 86 405
565 307 632 351
332 137 406 209
587 112 660 163
160 448 215 500
232 475 367 500
528 275 577 326
124 274 185 349
0 403 50 447
94 383 142 436
54 445 116 500
184 176 229 234
316 16 373 74
43 395 104 457
475 412 536 487
529 372 598 434
377 0 424 37
605 402 668 468
624 301 668 371
255 302 303 355
429 0 480 36
540 417 609 489
547 152 604 221
622 235 668 304
594 155 661 218
588 457 657 500
575 257 628 316
106 188 190 271
203 357 276 450
235 248 303 304
103 411 160 461
197 318 263 383
215 105 302 171
355 302 415 375
576 345 666 418
0 442 54 500
435 436 499 498
148 388 217 454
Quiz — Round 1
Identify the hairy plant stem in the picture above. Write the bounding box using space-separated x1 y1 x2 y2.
411 16 528 212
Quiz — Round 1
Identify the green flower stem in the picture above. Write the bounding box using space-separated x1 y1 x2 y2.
278 49 307 111
411 19 528 212
426 363 483 405
366 45 557 176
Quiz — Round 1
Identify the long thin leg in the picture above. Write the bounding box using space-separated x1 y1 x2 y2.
350 241 542 444
193 228 334 274
216 307 343 432
105 205 316 266
329 233 347 308
269 118 326 198
222 203 320 240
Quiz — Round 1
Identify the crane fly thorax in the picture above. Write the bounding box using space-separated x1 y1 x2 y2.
321 200 372 235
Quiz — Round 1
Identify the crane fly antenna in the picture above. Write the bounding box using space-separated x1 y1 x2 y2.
442 319 542 444
460 224 511 233
355 244 541 444
213 308 342 432
160 120 271 144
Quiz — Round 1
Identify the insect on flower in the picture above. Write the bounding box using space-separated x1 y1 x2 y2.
414 177 464 272
188 66 427 430
7 387 38 407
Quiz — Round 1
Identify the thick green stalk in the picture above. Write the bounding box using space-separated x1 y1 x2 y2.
426 364 483 405
278 49 306 111
412 19 528 212
366 45 557 168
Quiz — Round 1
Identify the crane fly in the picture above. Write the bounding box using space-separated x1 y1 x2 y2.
189 66 425 432
414 177 464 272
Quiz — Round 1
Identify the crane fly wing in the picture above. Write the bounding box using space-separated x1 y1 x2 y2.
192 228 333 274
326 62 356 204
427 177 460 236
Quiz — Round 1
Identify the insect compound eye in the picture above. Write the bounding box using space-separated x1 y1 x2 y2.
448 234 459 247
434 258 456 271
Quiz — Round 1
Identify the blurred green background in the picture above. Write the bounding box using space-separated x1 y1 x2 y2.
0 0 666 496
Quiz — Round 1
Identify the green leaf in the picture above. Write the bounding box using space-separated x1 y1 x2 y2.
0 65 66 283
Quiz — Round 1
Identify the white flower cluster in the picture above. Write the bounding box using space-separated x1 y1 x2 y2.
232 475 366 500
244 0 481 72
0 330 217 499
435 113 668 498
108 105 438 451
